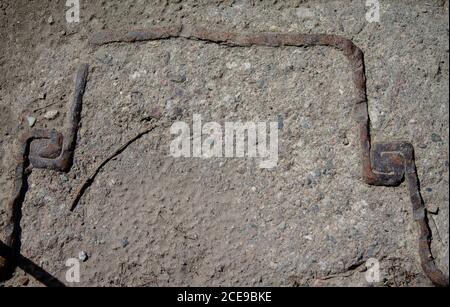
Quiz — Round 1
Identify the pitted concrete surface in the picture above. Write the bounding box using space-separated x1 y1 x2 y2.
0 0 448 287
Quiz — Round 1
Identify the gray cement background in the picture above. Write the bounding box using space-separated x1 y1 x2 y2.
0 0 448 286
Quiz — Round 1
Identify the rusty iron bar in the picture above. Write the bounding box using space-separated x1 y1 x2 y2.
0 64 89 281
0 24 447 287
89 25 448 287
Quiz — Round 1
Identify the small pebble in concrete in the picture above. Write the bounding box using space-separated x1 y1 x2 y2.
256 79 265 89
26 116 36 127
78 251 89 262
168 72 186 83
121 238 129 248
44 110 59 120
431 133 442 142
304 235 313 241
97 54 113 65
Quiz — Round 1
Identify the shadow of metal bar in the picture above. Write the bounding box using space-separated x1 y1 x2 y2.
0 240 66 287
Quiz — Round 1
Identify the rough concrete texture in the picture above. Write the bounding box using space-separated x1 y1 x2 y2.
0 0 448 287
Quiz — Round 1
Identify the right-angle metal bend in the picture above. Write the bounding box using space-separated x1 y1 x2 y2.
88 25 448 286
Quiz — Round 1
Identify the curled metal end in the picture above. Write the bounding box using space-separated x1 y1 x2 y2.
367 142 449 287
0 64 89 279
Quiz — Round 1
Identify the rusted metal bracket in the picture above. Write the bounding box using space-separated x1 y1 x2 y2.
88 25 448 287
1 24 447 287
0 64 89 281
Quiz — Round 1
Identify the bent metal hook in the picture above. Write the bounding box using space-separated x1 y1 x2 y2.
0 24 447 287
88 25 448 287
0 64 89 281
